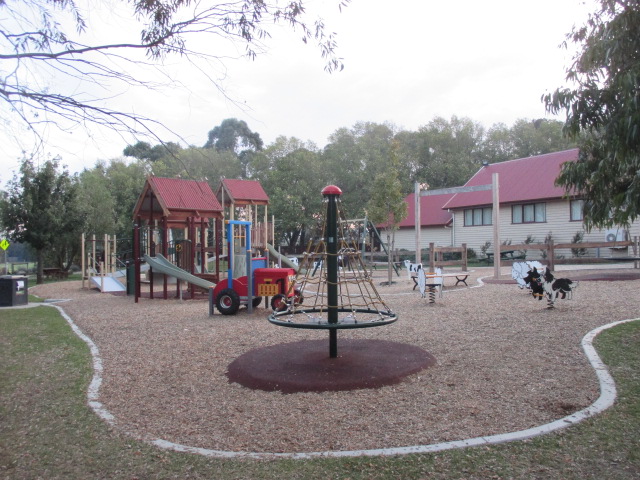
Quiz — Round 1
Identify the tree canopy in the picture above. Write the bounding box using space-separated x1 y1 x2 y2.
0 158 83 282
543 0 640 229
2 115 576 265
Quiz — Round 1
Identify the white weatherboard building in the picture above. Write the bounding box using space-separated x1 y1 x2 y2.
393 149 640 260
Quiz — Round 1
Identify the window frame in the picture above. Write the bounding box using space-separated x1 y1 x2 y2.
463 206 492 226
570 199 584 222
511 202 546 224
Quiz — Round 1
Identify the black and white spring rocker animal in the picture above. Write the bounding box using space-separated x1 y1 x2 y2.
512 261 544 290
522 267 545 301
541 267 578 308
519 266 578 309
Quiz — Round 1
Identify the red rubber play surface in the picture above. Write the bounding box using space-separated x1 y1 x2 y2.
227 338 436 394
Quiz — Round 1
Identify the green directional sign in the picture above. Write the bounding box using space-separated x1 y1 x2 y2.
0 239 9 251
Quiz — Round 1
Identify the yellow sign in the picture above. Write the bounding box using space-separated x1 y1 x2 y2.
0 239 9 251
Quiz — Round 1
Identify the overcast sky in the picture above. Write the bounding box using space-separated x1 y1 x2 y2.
0 0 596 186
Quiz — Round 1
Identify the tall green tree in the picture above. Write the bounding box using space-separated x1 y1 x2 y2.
322 122 397 217
481 119 575 164
366 142 408 285
259 138 325 249
1 158 83 283
204 119 265 179
543 0 640 228
77 160 148 241
406 116 485 189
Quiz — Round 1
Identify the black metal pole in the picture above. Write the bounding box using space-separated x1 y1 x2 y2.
322 185 342 358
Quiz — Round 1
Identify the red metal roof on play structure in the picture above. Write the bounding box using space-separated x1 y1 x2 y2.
443 148 579 209
218 178 269 203
399 192 454 228
147 176 223 213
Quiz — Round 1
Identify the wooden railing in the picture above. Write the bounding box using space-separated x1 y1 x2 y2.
427 243 468 271
496 237 640 271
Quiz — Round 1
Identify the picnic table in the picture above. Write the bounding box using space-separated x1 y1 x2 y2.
484 250 524 262
42 268 68 280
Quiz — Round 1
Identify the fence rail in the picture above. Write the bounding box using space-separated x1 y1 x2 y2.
500 237 639 271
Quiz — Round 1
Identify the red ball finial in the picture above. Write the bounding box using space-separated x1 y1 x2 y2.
321 185 342 196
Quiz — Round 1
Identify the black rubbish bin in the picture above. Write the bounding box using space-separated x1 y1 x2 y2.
126 261 135 296
0 275 29 307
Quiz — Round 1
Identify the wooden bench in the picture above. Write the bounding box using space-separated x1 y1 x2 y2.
412 271 472 290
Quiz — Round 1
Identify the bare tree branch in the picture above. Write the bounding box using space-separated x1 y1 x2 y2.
0 0 349 160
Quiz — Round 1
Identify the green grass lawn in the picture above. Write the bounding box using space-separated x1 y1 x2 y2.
1 306 639 479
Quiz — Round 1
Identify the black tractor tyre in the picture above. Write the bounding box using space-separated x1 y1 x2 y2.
216 288 241 315
270 294 288 312
252 296 263 308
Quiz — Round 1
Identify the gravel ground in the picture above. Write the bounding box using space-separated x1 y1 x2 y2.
31 266 640 454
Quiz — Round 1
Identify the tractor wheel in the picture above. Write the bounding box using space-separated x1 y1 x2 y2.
216 288 241 315
252 296 263 308
270 294 288 312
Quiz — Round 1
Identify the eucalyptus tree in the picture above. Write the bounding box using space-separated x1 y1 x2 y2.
543 0 640 228
508 119 575 159
77 159 149 245
366 143 408 285
321 122 396 218
481 119 575 164
259 137 325 250
204 119 265 179
408 116 485 189
1 158 83 282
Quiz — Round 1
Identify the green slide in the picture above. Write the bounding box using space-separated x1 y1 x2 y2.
266 243 299 271
143 254 216 290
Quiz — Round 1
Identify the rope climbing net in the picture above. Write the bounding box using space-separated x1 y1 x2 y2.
269 211 397 329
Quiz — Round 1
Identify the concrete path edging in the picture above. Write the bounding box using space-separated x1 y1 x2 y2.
35 300 638 460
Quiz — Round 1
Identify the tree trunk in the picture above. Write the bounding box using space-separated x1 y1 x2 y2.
387 230 392 286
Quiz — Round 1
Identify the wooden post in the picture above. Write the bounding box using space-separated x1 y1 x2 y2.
462 243 467 271
492 173 500 279
104 234 109 274
414 182 421 264
429 242 435 272
548 239 555 271
634 236 639 269
91 234 96 283
81 233 86 289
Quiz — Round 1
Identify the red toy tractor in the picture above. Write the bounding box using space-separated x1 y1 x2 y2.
212 267 303 315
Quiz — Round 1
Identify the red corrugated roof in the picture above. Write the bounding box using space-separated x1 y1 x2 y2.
443 149 579 209
218 178 269 204
132 176 223 220
399 192 455 228
149 177 223 212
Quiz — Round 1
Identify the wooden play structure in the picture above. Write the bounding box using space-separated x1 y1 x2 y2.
216 178 274 251
81 233 126 292
132 176 224 302
130 176 293 307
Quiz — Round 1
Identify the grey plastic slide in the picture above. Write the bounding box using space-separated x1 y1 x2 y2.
143 254 216 290
266 243 299 271
90 275 126 292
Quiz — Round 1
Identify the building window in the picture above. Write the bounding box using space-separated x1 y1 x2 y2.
512 203 546 223
464 207 492 226
570 199 584 221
